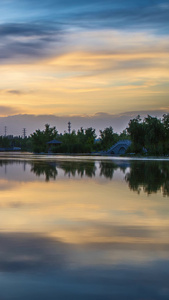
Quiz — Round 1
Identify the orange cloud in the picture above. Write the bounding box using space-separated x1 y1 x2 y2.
0 30 169 115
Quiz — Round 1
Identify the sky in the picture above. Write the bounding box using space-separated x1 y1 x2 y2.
0 0 169 135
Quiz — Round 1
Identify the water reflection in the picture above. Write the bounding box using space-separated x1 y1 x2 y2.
0 232 68 272
31 162 58 182
59 161 96 177
0 159 169 196
0 230 169 300
0 157 169 299
125 161 169 196
99 161 128 179
30 159 169 196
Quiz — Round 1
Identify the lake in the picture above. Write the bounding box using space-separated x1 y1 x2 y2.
0 154 169 299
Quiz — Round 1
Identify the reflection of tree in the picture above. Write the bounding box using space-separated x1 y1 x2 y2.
59 161 96 178
125 161 169 196
99 161 128 179
2 159 169 197
31 162 58 182
0 160 23 166
99 162 118 179
31 161 96 180
0 160 27 174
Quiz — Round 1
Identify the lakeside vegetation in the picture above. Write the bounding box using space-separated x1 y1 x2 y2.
0 114 169 155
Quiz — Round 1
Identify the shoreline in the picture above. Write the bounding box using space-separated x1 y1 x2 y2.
0 151 169 161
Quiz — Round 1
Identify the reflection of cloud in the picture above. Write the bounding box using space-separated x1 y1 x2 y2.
56 222 169 251
0 231 169 300
0 179 20 192
0 226 169 274
1 260 169 300
0 233 69 272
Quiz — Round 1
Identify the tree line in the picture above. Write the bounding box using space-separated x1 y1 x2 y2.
0 114 169 155
30 124 126 153
127 114 169 155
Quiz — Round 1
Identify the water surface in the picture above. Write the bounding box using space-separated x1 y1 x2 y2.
0 155 169 299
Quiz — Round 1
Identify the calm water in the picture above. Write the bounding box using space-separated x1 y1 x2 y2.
0 154 169 299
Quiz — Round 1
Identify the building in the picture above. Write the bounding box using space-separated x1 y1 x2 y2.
47 139 62 153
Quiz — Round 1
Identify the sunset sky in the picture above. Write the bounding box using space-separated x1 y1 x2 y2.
0 0 169 134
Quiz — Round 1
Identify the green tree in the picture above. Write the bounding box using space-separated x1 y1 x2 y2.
162 114 169 154
119 129 129 140
144 115 165 155
58 127 97 153
125 160 169 196
0 136 10 148
127 115 145 153
31 124 58 153
100 126 118 150
60 130 78 153
85 127 97 152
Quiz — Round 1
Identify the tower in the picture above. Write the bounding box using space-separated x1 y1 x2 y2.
4 126 7 137
68 122 71 134
23 128 26 138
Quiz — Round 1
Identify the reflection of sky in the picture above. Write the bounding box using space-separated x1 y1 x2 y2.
0 233 169 299
0 158 169 299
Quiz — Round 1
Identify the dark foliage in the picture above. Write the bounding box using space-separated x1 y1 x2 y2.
125 160 169 196
1 113 169 155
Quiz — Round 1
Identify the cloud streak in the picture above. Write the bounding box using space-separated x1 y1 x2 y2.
2 1 169 32
0 0 169 62
0 105 22 116
0 23 64 62
0 0 168 118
